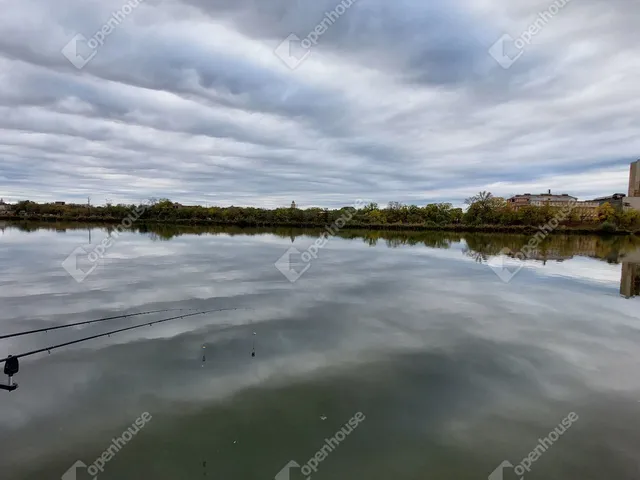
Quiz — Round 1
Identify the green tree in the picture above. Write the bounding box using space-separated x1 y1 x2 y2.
597 202 616 223
464 191 498 224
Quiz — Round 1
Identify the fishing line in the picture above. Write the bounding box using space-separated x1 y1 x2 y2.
0 307 251 391
0 308 201 340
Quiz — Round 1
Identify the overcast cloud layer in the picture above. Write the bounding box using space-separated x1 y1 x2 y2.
0 0 638 208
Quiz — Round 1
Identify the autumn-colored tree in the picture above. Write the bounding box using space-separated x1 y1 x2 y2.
617 209 640 229
597 202 616 223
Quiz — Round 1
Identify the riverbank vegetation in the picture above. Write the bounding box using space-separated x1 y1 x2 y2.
3 193 640 234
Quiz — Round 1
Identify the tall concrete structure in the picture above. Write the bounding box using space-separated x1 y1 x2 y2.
620 261 640 299
629 160 640 197
621 160 640 212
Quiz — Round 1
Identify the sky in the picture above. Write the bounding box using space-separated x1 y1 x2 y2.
0 0 638 208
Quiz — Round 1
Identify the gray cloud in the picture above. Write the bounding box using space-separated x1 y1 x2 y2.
0 0 638 207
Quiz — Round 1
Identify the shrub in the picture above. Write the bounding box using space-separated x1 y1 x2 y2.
600 221 617 233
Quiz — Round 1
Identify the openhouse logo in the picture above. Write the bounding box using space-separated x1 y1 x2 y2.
61 412 152 480
274 0 360 69
488 412 578 480
61 0 145 69
487 199 578 283
275 412 365 480
62 202 149 283
275 199 364 282
488 0 572 69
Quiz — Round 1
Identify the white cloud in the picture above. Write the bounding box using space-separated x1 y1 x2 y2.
0 0 638 206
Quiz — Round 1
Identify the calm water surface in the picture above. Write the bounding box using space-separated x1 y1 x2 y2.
0 223 639 479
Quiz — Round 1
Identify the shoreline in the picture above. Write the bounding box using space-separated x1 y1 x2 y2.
2 216 637 236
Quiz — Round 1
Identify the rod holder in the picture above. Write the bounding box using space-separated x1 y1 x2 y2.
0 356 19 392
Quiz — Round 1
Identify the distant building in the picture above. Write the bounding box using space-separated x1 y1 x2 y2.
507 191 576 211
586 161 640 213
291 201 297 209
507 191 599 218
629 159 640 197
0 198 8 212
54 201 66 206
591 193 627 210
620 160 640 212
573 200 600 220
623 197 640 212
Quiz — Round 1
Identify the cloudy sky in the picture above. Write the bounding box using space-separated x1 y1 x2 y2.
0 0 638 208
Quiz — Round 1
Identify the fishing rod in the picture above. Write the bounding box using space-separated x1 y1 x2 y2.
0 308 200 340
0 307 248 392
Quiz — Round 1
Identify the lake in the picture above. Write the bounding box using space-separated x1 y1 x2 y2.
0 223 639 480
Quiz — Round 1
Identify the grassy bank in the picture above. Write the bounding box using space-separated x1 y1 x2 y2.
2 214 637 236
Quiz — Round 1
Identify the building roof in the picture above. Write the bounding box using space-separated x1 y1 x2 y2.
508 193 577 200
592 193 626 201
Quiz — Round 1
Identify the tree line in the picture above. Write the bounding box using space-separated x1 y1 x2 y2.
4 193 640 232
